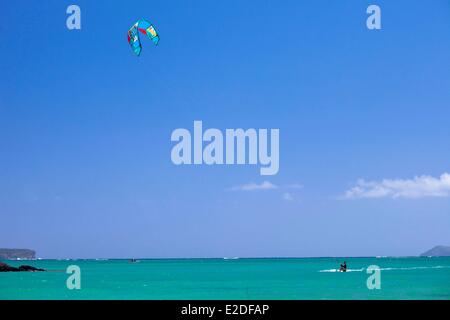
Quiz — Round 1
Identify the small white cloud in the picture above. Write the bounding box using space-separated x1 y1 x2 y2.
228 181 278 191
342 173 450 199
282 192 294 201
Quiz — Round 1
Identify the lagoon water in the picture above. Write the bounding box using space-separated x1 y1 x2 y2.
1 257 449 299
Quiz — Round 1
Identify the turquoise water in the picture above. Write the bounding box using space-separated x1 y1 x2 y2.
1 257 449 299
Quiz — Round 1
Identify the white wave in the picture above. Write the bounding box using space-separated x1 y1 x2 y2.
319 265 450 273
319 268 364 273
377 265 450 271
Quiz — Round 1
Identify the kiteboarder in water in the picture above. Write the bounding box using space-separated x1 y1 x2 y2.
339 261 347 272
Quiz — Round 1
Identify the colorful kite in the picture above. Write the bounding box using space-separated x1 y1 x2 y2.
127 19 159 56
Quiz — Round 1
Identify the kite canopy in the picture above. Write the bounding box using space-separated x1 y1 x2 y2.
127 19 159 56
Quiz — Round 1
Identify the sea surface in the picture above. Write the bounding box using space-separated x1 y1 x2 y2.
1 257 449 299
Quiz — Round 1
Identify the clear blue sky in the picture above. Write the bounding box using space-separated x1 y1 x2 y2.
1 0 450 258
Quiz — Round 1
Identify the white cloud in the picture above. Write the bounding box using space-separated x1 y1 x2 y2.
228 181 278 191
343 173 450 199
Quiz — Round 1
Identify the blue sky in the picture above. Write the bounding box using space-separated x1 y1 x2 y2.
1 0 450 258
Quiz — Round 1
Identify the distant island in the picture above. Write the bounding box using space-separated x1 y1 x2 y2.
420 245 450 257
0 248 36 260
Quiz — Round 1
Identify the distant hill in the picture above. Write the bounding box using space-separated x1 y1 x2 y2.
420 245 450 257
0 248 36 260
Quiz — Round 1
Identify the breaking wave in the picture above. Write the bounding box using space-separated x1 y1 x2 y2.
319 265 450 273
319 268 364 273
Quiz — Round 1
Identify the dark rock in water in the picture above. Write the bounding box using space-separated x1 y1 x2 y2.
0 262 19 272
17 265 45 272
0 262 45 272
0 248 36 260
420 245 450 257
